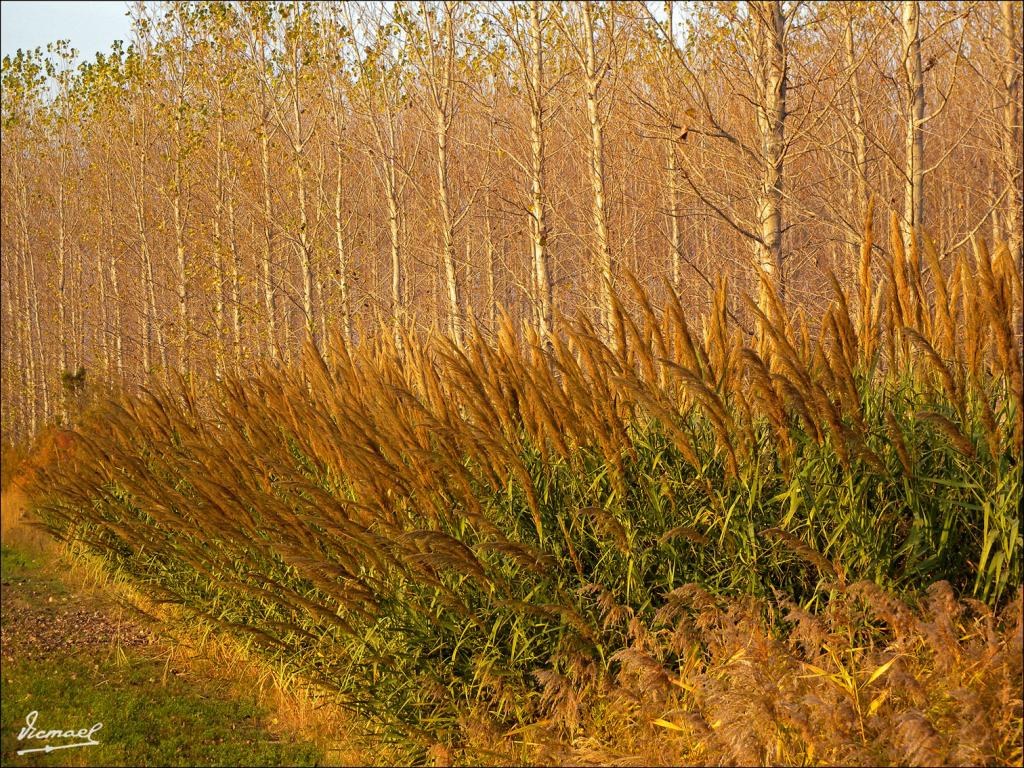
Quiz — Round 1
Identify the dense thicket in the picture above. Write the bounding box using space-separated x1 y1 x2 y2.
2 0 1022 440
26 219 1022 759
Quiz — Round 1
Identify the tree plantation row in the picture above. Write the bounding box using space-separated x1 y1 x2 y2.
1 0 1021 438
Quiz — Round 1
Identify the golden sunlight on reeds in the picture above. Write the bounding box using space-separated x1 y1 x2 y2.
19 221 1022 764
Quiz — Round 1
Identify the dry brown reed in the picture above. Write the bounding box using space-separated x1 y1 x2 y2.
19 221 1024 764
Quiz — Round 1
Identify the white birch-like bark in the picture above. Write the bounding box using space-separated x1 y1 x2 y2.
845 5 870 265
529 0 553 341
103 170 124 381
426 2 465 346
1001 0 1021 259
901 0 925 246
581 2 614 343
754 0 788 310
287 12 317 347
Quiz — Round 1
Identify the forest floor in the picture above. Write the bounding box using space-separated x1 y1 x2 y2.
0 488 333 767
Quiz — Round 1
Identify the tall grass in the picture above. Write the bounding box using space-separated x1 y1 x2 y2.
26 221 1022 761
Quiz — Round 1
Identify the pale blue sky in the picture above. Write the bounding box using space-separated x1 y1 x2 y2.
1 1 132 61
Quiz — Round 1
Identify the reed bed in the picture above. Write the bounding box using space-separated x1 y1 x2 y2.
25 222 1023 763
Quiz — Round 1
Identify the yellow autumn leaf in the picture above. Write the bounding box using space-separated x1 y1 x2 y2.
867 688 891 716
724 647 746 665
669 676 696 692
866 656 900 687
799 661 830 677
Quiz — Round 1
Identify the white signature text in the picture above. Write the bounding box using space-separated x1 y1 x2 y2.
16 710 103 755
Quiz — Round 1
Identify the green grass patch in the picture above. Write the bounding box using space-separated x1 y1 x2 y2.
0 543 323 768
0 545 41 582
1 655 322 767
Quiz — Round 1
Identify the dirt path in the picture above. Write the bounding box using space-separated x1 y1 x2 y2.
1 556 152 663
1 488 148 664
0 490 324 767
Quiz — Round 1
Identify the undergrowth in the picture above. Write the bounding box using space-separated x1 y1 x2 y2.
24 219 1023 764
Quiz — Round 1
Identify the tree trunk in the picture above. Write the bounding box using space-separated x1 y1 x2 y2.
57 171 68 380
660 2 683 292
132 103 166 380
291 57 317 348
486 208 497 331
259 112 280 361
754 0 788 313
96 227 110 377
333 155 353 343
387 161 404 345
104 171 124 382
582 1 614 344
73 243 85 375
437 105 464 345
213 85 228 379
18 245 39 433
172 141 191 381
18 153 49 428
845 6 870 268
1002 0 1021 260
529 0 553 341
902 0 925 247
226 189 242 367
13 156 41 431
1 251 21 437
